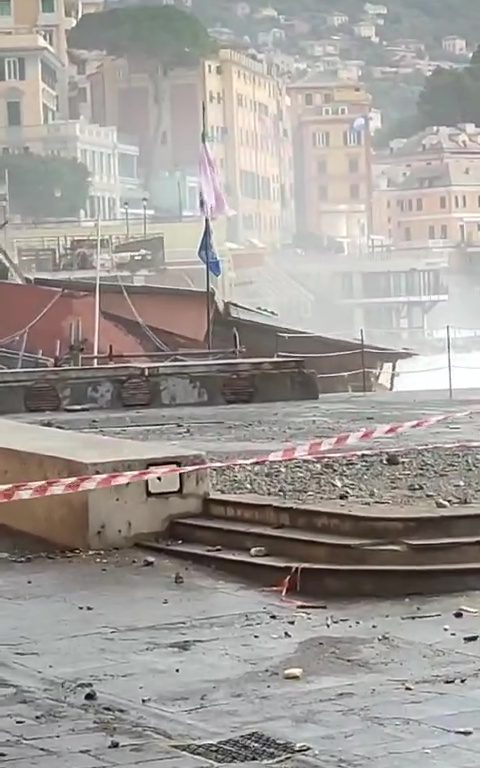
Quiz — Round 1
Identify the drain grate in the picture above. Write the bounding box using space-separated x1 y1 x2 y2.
173 730 305 764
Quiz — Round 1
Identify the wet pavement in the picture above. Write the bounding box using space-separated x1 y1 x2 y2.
15 390 480 456
3 550 480 767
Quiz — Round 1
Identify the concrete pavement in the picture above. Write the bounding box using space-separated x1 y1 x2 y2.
3 550 480 766
14 390 480 457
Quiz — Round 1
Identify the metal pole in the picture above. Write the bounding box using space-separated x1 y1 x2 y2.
360 327 367 393
142 199 147 239
201 102 212 351
124 204 129 239
93 212 101 367
446 324 453 399
205 217 212 351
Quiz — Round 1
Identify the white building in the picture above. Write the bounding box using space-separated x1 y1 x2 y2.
326 11 349 27
442 35 468 56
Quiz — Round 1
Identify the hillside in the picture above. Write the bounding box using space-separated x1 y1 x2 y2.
198 0 480 49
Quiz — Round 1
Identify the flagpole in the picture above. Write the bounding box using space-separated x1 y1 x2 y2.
202 102 212 351
93 209 101 366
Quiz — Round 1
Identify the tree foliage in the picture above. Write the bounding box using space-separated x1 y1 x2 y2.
0 154 89 219
68 5 215 70
417 46 480 128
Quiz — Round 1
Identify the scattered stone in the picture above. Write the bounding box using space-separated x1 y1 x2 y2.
385 453 401 466
453 610 464 619
206 545 223 552
454 728 473 736
174 572 184 584
84 688 98 702
142 556 156 567
435 498 450 509
249 546 267 557
108 739 120 749
283 667 303 680
443 625 450 632
141 696 151 704
463 634 479 643
459 605 478 615
404 684 414 691
284 630 292 638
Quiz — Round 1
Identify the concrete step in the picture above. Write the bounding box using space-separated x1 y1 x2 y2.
209 494 480 540
169 516 480 567
138 539 480 597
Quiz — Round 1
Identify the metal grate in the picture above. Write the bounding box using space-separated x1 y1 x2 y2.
222 374 255 405
173 730 306 764
24 381 60 412
120 376 153 407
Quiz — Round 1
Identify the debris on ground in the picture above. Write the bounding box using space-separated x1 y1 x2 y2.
463 634 479 643
174 572 184 584
283 667 303 680
84 688 98 702
142 556 156 567
249 546 268 557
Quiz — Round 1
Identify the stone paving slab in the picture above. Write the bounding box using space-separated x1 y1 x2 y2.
3 551 480 765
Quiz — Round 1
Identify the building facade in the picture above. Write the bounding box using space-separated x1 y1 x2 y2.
88 48 294 246
289 72 372 250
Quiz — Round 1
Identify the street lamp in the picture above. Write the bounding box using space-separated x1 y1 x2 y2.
123 201 129 239
142 196 148 239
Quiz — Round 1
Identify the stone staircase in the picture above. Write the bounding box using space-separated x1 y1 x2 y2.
139 495 480 597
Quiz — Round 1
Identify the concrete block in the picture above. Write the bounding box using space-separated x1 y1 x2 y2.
0 419 208 550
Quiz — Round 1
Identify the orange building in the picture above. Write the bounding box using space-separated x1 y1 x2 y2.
288 71 372 249
374 125 480 247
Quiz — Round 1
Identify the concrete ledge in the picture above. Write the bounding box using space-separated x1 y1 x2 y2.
0 358 318 414
0 419 208 550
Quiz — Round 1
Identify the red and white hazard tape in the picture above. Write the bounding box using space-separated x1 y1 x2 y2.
0 410 472 504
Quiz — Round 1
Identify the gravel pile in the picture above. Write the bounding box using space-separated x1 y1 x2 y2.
211 447 480 507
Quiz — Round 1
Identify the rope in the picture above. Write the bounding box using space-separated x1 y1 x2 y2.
0 290 63 345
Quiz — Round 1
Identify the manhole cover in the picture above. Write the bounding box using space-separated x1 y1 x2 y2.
173 731 306 763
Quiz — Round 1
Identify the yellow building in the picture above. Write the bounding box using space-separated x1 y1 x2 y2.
203 49 294 246
288 72 372 250
87 49 294 246
0 0 70 130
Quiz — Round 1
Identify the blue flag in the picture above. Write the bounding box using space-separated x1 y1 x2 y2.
197 218 221 278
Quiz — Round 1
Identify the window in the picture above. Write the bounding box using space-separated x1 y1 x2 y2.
323 92 333 104
350 183 360 200
318 158 327 174
312 131 330 148
463 194 467 208
441 224 448 239
318 185 328 200
0 0 11 16
408 199 413 211
404 227 411 241
305 93 313 106
455 195 459 208
344 129 361 146
428 225 435 239
440 196 447 209
338 105 348 115
416 198 423 211
6 58 17 81
7 100 21 127
41 60 57 89
348 157 359 173
41 0 55 11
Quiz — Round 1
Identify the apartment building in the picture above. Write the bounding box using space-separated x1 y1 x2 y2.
0 0 71 65
289 71 372 249
374 124 480 246
203 49 294 245
88 48 294 245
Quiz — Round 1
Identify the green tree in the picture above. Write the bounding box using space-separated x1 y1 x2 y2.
68 5 215 189
417 48 480 129
0 154 89 219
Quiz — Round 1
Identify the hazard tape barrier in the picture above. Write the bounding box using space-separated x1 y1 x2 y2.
0 409 473 504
